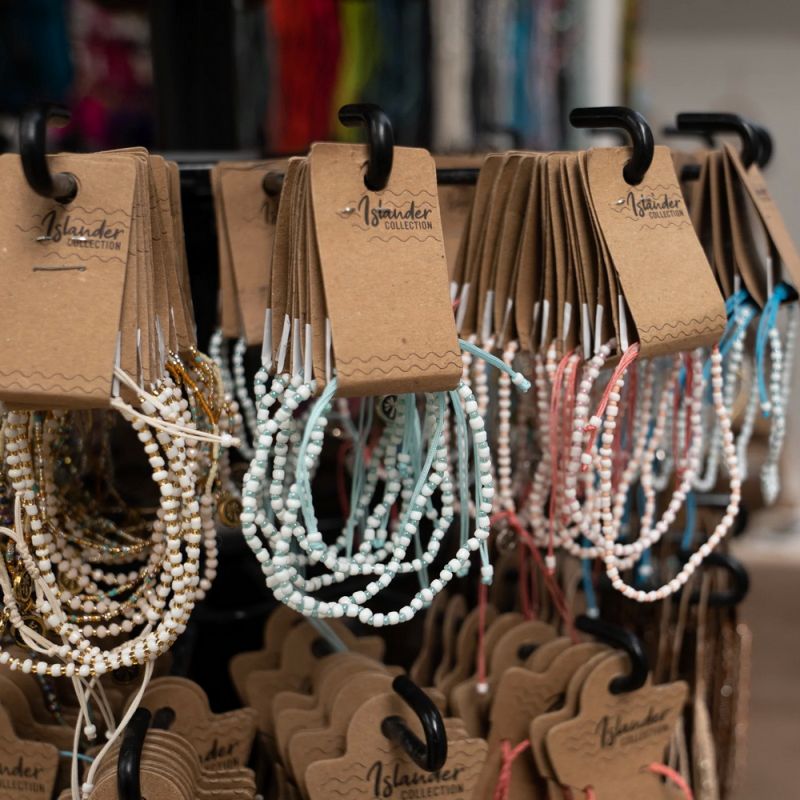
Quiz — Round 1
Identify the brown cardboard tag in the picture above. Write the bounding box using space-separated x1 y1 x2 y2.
166 161 197 348
0 153 136 407
438 604 497 700
409 590 450 687
309 142 461 396
546 656 688 798
449 612 525 736
0 705 58 800
725 142 800 288
474 643 607 800
138 678 257 771
586 146 726 356
433 594 468 689
288 671 398 797
304 692 487 800
454 155 505 331
219 161 283 345
211 164 242 339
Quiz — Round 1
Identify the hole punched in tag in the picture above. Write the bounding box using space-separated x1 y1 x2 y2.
19 103 79 203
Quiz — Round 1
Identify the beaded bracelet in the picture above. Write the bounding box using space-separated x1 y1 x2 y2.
240 340 530 626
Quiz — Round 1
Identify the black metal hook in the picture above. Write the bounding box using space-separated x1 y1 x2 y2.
337 103 394 191
753 123 773 168
18 103 78 202
569 106 655 185
675 113 760 169
679 549 750 608
381 675 447 772
575 614 649 693
661 125 716 149
117 707 151 800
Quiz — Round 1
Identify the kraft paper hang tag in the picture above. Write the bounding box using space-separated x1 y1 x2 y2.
433 593 467 688
88 768 189 800
450 612 524 736
474 642 608 800
454 154 504 327
586 146 726 356
166 161 197 348
289 673 447 799
230 613 384 706
513 155 545 351
434 154 480 281
493 156 535 345
475 154 522 344
274 657 391 770
245 620 386 747
211 164 242 340
721 148 768 304
288 671 398 797
309 142 461 395
93 730 257 800
138 678 257 771
530 651 614 797
524 636 574 672
438 604 497 699
0 153 136 408
546 656 688 799
304 692 487 800
149 155 183 352
229 606 305 702
269 158 304 370
409 589 450 687
0 704 58 800
725 142 800 289
709 151 736 299
218 161 283 345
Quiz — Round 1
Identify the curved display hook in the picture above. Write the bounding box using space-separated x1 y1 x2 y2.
569 106 655 185
18 104 78 202
381 675 447 772
661 124 716 149
338 103 394 191
679 550 750 608
675 113 760 169
575 614 648 694
117 707 151 800
753 123 773 168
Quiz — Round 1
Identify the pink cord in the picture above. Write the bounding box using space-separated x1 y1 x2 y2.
493 739 531 800
648 762 694 799
491 510 576 641
581 763 694 799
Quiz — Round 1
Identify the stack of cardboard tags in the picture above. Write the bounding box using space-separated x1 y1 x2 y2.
452 145 727 360
679 141 800 504
230 606 487 800
407 591 693 800
53 674 260 800
0 147 197 410
0 647 171 797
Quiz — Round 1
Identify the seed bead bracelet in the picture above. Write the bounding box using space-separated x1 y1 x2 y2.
0 364 230 677
760 301 797 503
240 341 530 625
245 380 487 625
603 346 741 602
4 404 200 675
